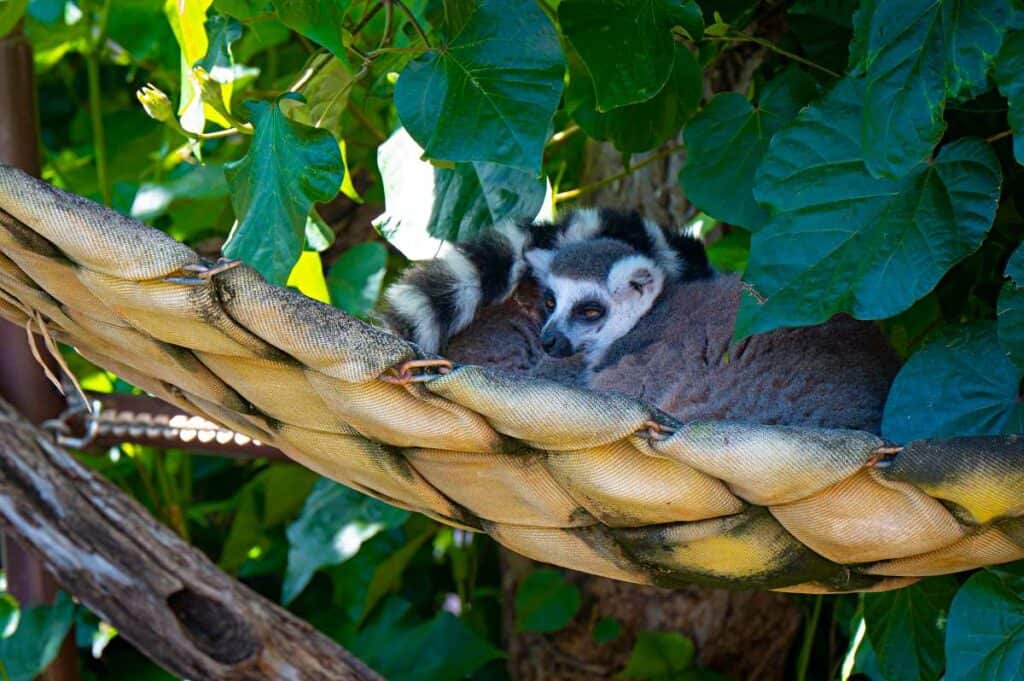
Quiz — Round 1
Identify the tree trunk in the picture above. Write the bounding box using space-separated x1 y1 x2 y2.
0 398 380 681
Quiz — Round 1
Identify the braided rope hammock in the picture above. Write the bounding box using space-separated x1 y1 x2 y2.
0 165 1022 594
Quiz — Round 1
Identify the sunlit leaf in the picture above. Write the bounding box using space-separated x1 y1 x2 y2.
0 594 18 639
271 0 353 61
224 96 344 284
283 480 408 604
395 0 564 171
286 250 331 303
0 0 28 37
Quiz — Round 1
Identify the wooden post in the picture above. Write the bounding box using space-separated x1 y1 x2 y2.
0 22 80 681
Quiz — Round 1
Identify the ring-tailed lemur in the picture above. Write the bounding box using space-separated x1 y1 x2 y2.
382 208 899 433
382 208 711 360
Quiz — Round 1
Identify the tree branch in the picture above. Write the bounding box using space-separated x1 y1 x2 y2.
0 398 381 681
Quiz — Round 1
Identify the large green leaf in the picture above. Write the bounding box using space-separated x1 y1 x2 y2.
224 97 344 285
999 244 1024 367
558 0 702 111
271 0 353 61
995 30 1024 166
326 242 388 317
567 44 702 154
736 77 1001 339
0 593 74 681
515 569 581 633
374 128 548 258
351 597 504 681
863 576 959 681
394 0 564 171
283 479 408 604
0 0 28 37
680 67 818 229
855 0 1011 177
882 322 1024 442
946 566 1024 681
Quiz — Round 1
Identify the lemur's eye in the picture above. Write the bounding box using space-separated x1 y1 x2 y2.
574 303 606 321
543 291 556 311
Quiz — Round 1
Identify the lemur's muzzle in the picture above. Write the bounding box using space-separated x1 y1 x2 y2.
541 329 575 358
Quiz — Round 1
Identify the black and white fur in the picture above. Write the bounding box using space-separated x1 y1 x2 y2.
382 208 711 356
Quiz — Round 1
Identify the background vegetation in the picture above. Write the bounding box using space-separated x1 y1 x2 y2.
0 0 1022 679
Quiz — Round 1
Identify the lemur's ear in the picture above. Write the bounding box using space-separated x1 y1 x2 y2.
525 248 554 277
608 255 664 301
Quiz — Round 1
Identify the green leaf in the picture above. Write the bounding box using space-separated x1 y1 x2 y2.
0 592 74 681
515 569 581 633
594 616 622 643
224 97 344 284
995 30 1024 166
0 594 18 639
0 0 29 38
856 0 1011 177
567 44 702 154
882 322 1024 442
946 567 1024 681
863 576 959 681
737 78 1002 339
286 251 331 303
271 0 353 61
999 245 1024 368
374 128 548 258
359 524 436 625
283 479 408 604
681 67 819 229
617 630 696 680
559 0 702 111
394 0 564 171
326 242 387 318
352 597 504 681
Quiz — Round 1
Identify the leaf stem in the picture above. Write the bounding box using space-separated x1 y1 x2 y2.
86 0 113 205
392 0 431 48
548 124 581 146
706 34 841 79
554 144 683 203
796 596 823 681
350 0 385 37
987 129 1013 143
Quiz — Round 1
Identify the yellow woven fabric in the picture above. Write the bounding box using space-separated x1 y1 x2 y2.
1 164 1022 593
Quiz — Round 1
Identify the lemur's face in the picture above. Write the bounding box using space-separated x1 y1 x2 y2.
527 246 665 363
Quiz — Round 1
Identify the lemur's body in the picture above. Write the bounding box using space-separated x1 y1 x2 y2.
383 209 899 433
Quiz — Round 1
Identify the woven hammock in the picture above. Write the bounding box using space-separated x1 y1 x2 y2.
0 165 1022 594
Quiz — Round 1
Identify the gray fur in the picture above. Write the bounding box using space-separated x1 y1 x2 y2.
549 239 639 281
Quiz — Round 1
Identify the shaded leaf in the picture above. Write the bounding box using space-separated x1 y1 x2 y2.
855 0 1011 176
559 0 702 111
271 0 353 61
594 616 622 643
395 0 564 171
352 597 504 681
882 322 1024 442
567 44 702 154
995 30 1024 166
515 569 581 633
617 630 696 680
737 78 1001 339
681 67 819 229
224 97 344 284
283 479 408 604
359 524 436 625
0 592 74 681
999 245 1024 367
863 576 959 681
326 242 388 317
946 567 1024 681
374 128 548 259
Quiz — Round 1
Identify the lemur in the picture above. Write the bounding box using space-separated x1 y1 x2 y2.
382 209 899 433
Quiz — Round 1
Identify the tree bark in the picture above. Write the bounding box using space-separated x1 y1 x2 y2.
0 398 380 681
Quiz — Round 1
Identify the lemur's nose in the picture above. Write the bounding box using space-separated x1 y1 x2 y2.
541 331 574 357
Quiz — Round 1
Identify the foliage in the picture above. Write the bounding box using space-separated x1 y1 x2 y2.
4 0 1024 678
